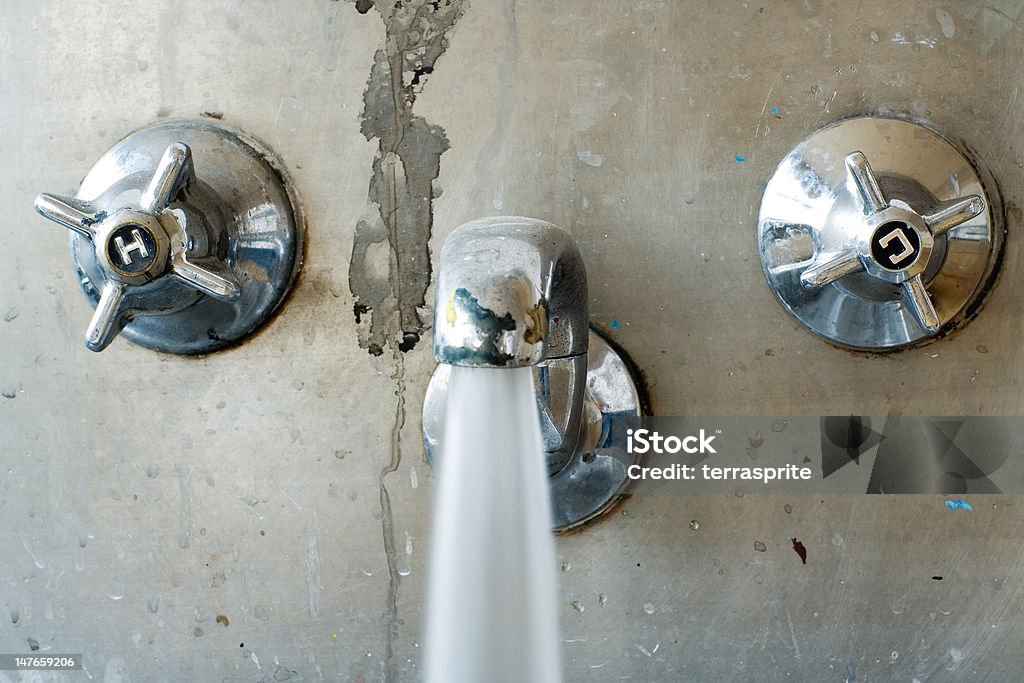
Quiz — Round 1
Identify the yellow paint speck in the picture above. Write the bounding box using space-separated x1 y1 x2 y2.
446 290 457 326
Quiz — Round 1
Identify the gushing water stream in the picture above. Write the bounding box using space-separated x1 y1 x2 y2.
424 366 562 683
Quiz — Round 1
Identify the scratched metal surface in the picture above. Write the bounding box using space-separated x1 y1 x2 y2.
2 1 1024 681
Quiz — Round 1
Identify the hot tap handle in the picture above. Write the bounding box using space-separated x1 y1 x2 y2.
35 143 241 351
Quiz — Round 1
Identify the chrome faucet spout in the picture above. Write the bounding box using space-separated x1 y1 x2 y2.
433 216 588 368
424 216 644 531
431 216 589 474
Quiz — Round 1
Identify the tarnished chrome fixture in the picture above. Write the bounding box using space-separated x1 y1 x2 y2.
35 119 304 353
758 116 1003 350
423 217 643 532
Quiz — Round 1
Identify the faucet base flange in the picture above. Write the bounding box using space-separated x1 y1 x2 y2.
758 116 1003 350
423 329 644 533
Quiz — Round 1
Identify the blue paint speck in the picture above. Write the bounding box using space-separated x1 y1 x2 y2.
734 154 747 163
945 499 973 510
610 319 620 329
